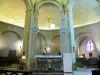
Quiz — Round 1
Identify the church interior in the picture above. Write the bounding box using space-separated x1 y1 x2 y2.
0 0 100 75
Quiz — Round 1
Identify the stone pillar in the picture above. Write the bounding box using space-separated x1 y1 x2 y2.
61 1 76 74
60 8 73 75
23 9 31 70
60 10 70 53
24 5 39 70
28 10 39 70
67 8 76 63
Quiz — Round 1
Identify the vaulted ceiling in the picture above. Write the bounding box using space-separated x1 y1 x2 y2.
0 0 100 29
73 0 100 27
0 0 25 27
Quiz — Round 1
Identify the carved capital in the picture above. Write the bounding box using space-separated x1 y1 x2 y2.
60 28 69 35
31 27 40 33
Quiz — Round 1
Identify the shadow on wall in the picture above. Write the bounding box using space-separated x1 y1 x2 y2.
0 31 23 57
50 35 61 55
36 33 46 55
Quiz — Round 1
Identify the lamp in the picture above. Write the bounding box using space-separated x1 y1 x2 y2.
22 52 25 60
22 56 25 60
46 47 50 53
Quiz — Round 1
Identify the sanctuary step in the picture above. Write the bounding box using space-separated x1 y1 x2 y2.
0 70 63 75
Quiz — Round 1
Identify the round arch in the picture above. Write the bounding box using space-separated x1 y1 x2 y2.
36 0 62 11
1 31 21 39
36 0 62 30
51 34 60 43
75 33 95 56
0 31 22 57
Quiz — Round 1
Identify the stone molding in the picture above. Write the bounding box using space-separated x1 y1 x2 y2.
60 28 69 35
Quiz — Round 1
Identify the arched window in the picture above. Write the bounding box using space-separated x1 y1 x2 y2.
86 40 94 52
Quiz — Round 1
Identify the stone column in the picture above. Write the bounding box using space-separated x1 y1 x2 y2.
61 7 76 75
60 10 70 53
23 8 31 70
67 8 76 63
27 9 39 70
23 0 39 70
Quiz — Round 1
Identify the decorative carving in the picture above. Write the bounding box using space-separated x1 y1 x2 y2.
60 28 69 35
31 27 40 33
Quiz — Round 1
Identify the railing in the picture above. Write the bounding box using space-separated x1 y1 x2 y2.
0 70 63 75
32 70 63 75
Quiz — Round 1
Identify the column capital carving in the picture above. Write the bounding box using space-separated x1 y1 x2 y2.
30 27 40 33
60 28 69 35
32 27 39 32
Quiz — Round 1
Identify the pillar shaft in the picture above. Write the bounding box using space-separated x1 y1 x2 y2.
60 13 70 53
27 9 39 70
68 9 75 49
67 8 76 63
23 9 31 70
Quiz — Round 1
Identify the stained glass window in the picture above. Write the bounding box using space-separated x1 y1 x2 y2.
86 40 94 52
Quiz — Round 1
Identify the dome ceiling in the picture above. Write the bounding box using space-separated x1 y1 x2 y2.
38 3 61 29
0 0 100 29
73 0 100 27
0 0 26 27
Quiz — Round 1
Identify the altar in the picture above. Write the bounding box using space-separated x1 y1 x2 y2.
35 55 63 70
35 53 73 75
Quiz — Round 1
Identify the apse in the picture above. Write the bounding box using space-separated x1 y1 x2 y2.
38 3 61 30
